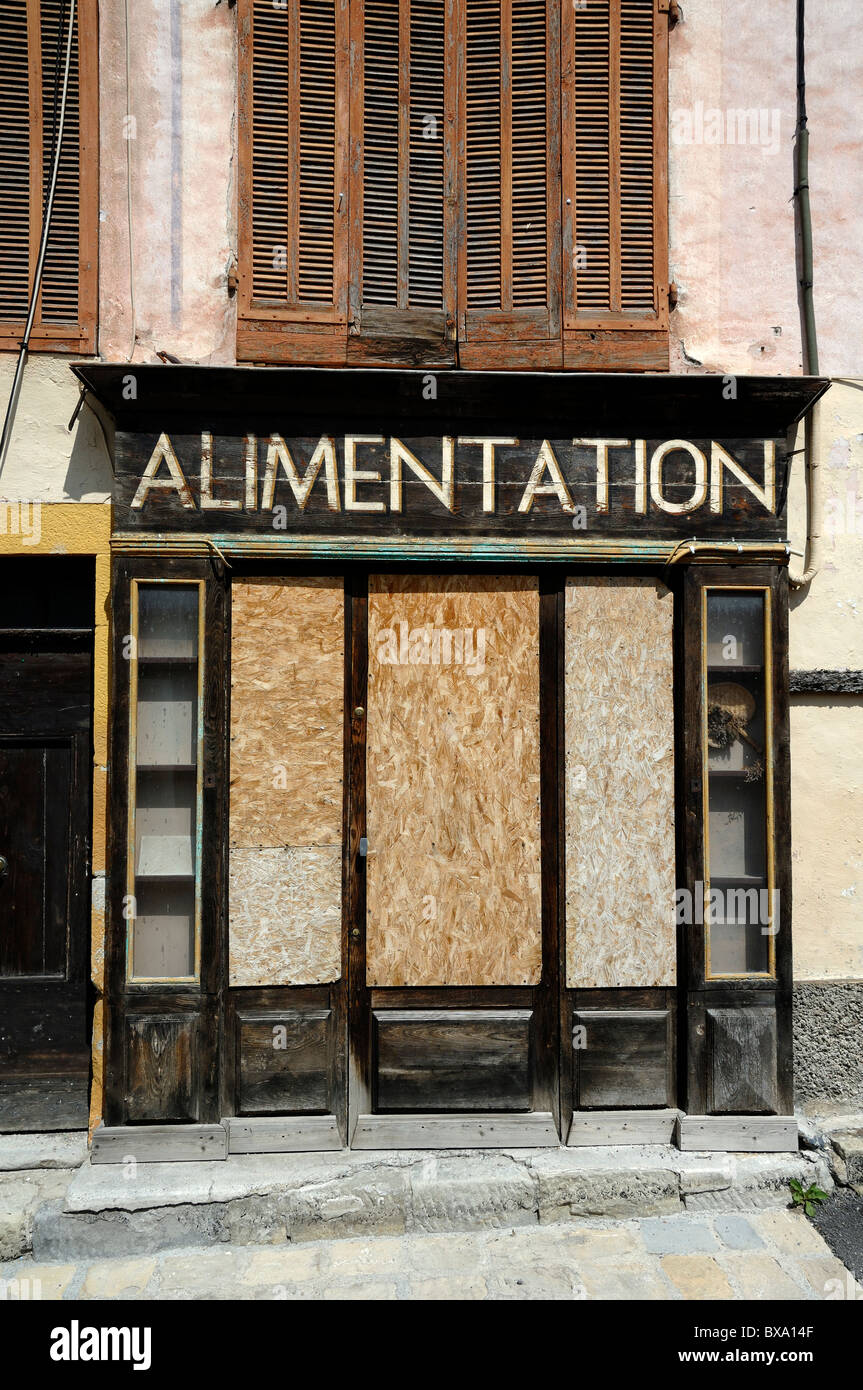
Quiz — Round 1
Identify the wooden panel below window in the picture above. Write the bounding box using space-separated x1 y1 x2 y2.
124 1012 200 1124
574 1008 673 1109
235 1008 332 1115
366 575 542 986
565 577 675 988
374 1009 532 1113
707 1006 779 1115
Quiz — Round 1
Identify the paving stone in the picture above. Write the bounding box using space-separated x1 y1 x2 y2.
410 1275 487 1300
156 1250 249 1298
577 1260 673 1300
661 1255 735 1300
488 1266 585 1300
721 1253 809 1300
712 1215 764 1250
321 1280 399 1300
240 1245 325 1285
1 1262 76 1300
81 1257 157 1298
797 1255 863 1300
405 1234 483 1275
556 1223 645 1261
641 1216 718 1254
751 1210 831 1257
324 1236 405 1275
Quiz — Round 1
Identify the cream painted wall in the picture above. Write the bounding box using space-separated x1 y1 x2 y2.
791 701 863 980
0 355 111 502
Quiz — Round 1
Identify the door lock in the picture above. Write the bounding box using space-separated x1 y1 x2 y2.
351 928 361 939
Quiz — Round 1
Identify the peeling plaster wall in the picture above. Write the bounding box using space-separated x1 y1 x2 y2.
667 0 801 374
98 0 237 364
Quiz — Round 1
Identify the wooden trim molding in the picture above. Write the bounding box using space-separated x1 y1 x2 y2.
789 669 863 694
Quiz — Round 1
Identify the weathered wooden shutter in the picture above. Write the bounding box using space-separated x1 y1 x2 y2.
348 0 457 366
458 0 561 368
238 0 350 363
561 0 669 368
0 0 97 353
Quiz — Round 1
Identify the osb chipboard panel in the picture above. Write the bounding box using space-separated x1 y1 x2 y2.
565 577 676 988
230 577 344 848
229 578 343 987
366 575 542 987
229 847 342 987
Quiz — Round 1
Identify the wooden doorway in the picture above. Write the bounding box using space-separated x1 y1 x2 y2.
347 573 561 1147
0 559 94 1132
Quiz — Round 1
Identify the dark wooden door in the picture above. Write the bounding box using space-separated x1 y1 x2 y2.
0 630 93 1131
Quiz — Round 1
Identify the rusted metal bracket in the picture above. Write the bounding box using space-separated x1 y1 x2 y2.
658 0 681 26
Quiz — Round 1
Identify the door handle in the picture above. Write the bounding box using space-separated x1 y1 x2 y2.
0 855 8 879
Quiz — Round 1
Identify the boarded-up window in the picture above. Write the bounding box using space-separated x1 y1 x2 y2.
238 0 669 370
0 0 97 353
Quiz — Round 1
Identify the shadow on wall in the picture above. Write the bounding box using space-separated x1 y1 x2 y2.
63 398 114 499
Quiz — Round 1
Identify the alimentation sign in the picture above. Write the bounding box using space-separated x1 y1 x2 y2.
114 431 786 539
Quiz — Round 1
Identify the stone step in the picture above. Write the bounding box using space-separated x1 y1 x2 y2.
23 1144 834 1263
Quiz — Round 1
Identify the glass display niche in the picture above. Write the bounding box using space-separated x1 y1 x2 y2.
703 589 775 977
128 583 202 981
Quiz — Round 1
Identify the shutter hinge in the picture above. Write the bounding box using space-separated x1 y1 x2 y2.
668 281 679 311
658 0 681 26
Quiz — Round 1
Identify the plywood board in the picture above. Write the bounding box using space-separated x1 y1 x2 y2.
229 847 342 986
565 578 676 987
229 578 344 987
229 577 344 848
366 575 542 986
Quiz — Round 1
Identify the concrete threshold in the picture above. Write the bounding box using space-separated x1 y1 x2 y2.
16 1142 833 1263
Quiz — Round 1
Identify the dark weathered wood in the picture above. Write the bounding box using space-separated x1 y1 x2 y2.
0 570 93 1133
682 564 792 1117
235 1008 331 1115
91 1123 228 1164
112 430 789 541
567 1109 679 1146
225 1115 342 1153
789 669 863 693
374 1009 532 1113
105 556 226 1127
707 1005 779 1114
74 364 828 439
574 1008 673 1109
677 1114 798 1153
347 574 371 1136
352 1111 558 1148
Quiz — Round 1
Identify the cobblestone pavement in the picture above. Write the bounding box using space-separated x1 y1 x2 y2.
2 1210 862 1301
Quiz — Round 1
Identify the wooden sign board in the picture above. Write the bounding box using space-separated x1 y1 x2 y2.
114 431 787 539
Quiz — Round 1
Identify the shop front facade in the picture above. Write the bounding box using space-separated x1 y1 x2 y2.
74 364 824 1158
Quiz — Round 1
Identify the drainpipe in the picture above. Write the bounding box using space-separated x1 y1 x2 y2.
789 0 823 590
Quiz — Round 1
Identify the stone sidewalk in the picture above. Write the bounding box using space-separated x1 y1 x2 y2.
3 1211 861 1301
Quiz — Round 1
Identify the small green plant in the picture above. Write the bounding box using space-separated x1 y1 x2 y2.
789 1178 829 1217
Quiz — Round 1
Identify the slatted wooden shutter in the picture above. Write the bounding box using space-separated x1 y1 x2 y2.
561 0 669 369
458 0 561 368
238 0 350 363
0 0 97 353
238 0 668 371
348 0 457 366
